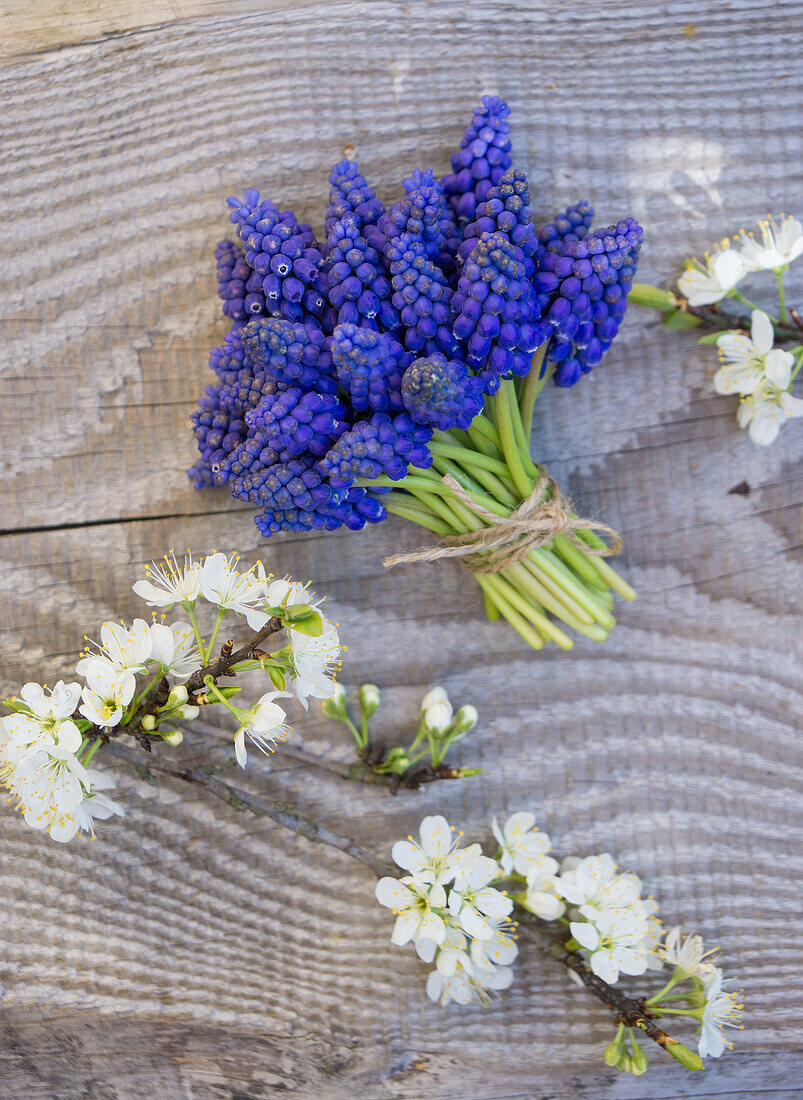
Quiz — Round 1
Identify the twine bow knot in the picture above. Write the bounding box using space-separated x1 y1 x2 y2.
383 471 622 573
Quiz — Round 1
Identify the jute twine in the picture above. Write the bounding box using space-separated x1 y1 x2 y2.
383 471 622 573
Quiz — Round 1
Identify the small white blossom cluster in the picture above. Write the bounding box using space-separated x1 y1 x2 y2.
1 550 341 842
675 214 803 445
557 853 663 984
376 814 743 1072
375 812 564 1006
678 214 803 306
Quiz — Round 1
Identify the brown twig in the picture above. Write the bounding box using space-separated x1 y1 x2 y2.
190 718 465 793
679 299 801 342
184 617 284 696
105 740 390 877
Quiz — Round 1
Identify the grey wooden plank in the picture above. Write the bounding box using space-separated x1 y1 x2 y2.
0 1 801 1098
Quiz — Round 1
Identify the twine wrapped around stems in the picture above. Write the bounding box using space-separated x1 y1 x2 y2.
383 471 622 573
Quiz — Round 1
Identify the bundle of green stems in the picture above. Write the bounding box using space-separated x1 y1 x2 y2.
361 349 636 651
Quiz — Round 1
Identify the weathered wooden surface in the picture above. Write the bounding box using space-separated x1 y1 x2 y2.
1 1 802 1097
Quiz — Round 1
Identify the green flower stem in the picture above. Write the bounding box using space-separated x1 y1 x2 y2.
483 590 502 620
575 534 638 601
492 572 573 649
518 346 551 444
184 603 207 662
203 679 242 722
552 534 611 592
469 412 504 452
492 386 534 499
80 737 103 767
506 561 597 634
652 1007 703 1020
430 437 513 481
503 379 538 479
205 608 227 663
645 970 685 1006
384 501 451 536
528 546 616 627
730 288 779 323
466 423 501 458
430 452 518 512
476 575 545 649
776 269 788 322
132 670 163 712
790 349 803 382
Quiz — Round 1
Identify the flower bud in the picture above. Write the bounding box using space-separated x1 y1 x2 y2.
629 1042 648 1076
141 714 156 731
603 1024 625 1067
164 685 188 709
627 282 677 310
665 1041 704 1071
420 686 449 713
162 730 184 746
358 683 381 718
451 704 478 736
175 704 200 721
321 683 347 719
423 698 453 735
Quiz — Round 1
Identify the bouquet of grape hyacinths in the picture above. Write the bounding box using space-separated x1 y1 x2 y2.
0 551 340 842
630 213 803 444
190 96 641 654
376 813 744 1078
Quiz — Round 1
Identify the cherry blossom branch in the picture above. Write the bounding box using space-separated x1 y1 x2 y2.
679 298 800 341
184 616 284 696
105 740 389 876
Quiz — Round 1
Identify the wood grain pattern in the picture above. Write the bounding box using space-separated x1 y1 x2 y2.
1 1 802 1097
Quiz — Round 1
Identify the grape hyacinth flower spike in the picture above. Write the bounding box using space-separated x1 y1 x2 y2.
191 96 642 654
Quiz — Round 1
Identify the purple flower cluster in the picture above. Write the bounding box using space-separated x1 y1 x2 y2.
191 98 642 536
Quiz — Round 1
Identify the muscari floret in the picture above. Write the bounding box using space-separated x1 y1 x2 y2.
533 217 643 387
385 234 459 357
217 369 283 418
368 178 458 274
534 201 595 264
241 317 337 393
319 412 433 488
215 240 267 321
245 386 347 458
331 323 412 413
401 354 484 430
452 231 549 394
441 96 512 222
325 159 385 237
326 215 398 330
227 191 327 323
208 328 255 386
190 383 248 483
458 168 538 274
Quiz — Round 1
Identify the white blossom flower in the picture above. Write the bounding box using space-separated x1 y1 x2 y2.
448 855 512 940
570 909 651 984
698 968 744 1059
375 876 448 946
736 386 803 445
78 661 136 728
421 687 453 734
252 577 341 707
200 553 264 615
289 612 342 708
714 310 794 396
391 814 481 886
233 690 291 767
555 853 619 917
426 955 513 1006
149 621 198 681
491 811 552 876
416 919 470 971
133 551 202 608
76 619 153 678
660 925 719 982
1 681 82 757
75 769 125 838
522 856 565 920
738 214 803 271
469 918 519 970
11 744 88 843
678 245 744 306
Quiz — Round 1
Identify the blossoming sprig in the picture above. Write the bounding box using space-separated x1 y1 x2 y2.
375 811 743 1077
629 213 803 445
1 550 342 842
319 682 481 790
